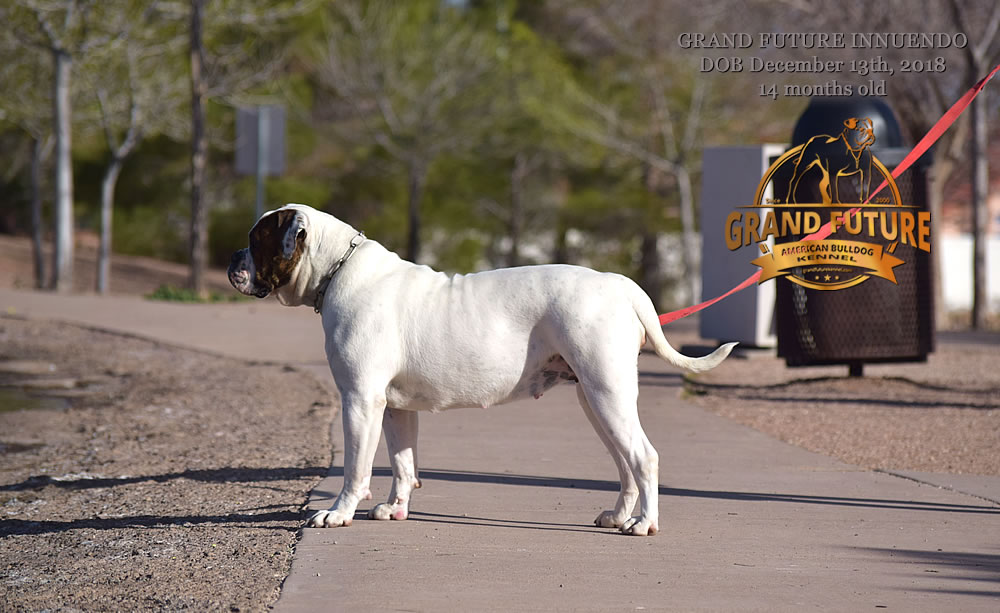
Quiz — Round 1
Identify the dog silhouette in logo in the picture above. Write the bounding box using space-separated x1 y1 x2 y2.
787 117 876 205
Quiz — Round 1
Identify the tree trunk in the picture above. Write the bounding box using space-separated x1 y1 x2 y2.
927 162 946 330
638 232 663 310
507 152 528 267
553 220 568 264
188 0 209 296
97 157 123 295
405 161 426 263
30 137 46 289
639 162 664 309
675 163 700 304
970 92 989 329
51 49 74 292
551 176 571 264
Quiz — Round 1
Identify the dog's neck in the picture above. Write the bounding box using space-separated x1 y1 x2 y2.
312 230 365 313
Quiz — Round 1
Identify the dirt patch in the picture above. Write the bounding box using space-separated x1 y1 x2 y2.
0 317 333 612
684 334 1000 476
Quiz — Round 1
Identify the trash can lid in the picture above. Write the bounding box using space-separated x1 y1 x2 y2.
791 97 905 149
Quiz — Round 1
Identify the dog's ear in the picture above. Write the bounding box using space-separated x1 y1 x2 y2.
279 210 308 260
843 118 859 130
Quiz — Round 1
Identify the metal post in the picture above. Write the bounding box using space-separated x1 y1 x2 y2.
254 106 271 220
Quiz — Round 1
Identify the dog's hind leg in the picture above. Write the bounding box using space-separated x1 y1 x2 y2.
369 408 421 521
576 385 638 528
575 375 659 537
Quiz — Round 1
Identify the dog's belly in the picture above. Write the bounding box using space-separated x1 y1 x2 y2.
384 355 578 412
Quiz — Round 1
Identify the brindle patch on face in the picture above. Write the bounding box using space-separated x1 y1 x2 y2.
249 209 306 296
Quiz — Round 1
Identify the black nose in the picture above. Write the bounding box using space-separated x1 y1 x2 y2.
229 249 245 271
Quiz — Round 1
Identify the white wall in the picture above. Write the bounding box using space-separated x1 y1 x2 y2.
940 234 1000 312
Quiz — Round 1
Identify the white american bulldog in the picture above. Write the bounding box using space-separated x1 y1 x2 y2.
229 203 735 536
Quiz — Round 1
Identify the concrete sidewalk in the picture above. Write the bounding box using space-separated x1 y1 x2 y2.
1 288 327 366
3 288 998 612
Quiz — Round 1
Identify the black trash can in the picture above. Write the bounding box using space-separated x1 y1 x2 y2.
772 97 934 375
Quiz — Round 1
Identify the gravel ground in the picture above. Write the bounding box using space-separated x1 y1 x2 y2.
0 317 332 612
683 333 1000 476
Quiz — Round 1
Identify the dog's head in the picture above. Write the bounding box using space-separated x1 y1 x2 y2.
228 205 309 301
842 117 875 150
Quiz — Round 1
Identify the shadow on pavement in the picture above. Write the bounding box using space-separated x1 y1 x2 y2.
407 511 602 534
313 467 1000 516
703 391 997 411
849 546 1000 599
6 465 995 540
637 370 684 388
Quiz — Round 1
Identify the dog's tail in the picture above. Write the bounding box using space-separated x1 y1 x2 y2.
628 281 737 373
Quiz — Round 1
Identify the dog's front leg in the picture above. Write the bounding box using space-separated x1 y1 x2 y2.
369 408 420 521
308 390 386 528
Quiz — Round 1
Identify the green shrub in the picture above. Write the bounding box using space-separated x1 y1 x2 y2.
146 284 251 303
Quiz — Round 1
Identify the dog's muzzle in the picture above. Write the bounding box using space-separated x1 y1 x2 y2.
228 249 269 298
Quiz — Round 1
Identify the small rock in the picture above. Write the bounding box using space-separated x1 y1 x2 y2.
0 361 56 376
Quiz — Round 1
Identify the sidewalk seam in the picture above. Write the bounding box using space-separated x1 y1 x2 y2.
875 468 1000 506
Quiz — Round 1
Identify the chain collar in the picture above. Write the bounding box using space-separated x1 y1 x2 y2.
313 231 365 314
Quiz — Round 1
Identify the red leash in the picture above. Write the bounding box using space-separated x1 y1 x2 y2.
659 62 1000 326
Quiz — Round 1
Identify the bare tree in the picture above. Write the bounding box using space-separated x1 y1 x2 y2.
86 23 187 294
0 26 55 288
316 0 499 262
60 2 188 295
476 8 580 270
28 138 54 288
175 0 314 295
5 1 119 292
94 85 141 294
948 0 1000 329
188 0 209 295
535 0 734 306
506 151 545 266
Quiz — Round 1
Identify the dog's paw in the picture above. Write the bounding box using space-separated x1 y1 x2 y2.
620 515 658 536
307 509 354 528
368 501 409 521
594 510 626 529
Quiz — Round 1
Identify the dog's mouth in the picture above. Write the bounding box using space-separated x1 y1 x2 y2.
228 249 270 298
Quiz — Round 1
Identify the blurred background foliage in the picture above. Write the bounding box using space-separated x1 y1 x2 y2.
0 0 741 307
3 0 991 309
